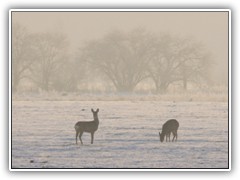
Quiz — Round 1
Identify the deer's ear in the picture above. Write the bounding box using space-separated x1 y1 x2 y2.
96 108 99 112
91 108 94 112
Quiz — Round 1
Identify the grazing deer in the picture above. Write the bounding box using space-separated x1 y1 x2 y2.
74 108 99 145
159 119 179 142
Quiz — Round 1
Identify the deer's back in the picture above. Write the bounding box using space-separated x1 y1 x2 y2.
75 121 99 132
162 119 179 133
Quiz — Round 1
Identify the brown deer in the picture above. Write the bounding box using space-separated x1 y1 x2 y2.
159 119 179 142
74 108 99 144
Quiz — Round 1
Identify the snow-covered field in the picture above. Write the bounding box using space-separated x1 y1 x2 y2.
11 100 229 169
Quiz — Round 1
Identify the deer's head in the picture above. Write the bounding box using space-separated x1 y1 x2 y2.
159 132 164 142
91 108 99 119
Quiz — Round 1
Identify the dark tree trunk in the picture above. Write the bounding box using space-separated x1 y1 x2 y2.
154 79 168 94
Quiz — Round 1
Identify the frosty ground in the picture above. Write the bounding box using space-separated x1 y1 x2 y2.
11 100 229 169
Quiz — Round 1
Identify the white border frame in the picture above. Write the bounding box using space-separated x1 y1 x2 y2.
9 9 231 171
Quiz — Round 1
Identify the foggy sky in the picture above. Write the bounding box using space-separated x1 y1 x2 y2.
12 11 229 83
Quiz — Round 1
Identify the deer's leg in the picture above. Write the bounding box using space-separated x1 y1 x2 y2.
167 133 170 142
76 131 79 144
79 131 83 145
172 131 177 142
91 132 94 144
172 133 175 142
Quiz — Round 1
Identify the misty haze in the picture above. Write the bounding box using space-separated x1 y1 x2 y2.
11 10 229 169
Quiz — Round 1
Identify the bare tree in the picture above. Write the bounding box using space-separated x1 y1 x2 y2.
12 23 34 92
148 34 211 93
52 56 86 92
177 43 211 90
81 29 155 93
29 33 68 91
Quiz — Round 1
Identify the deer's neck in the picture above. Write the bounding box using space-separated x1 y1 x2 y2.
93 115 99 122
161 130 167 136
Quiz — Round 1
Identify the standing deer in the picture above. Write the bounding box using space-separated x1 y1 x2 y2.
159 119 179 142
74 108 99 145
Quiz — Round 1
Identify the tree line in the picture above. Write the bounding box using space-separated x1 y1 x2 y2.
12 24 212 94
